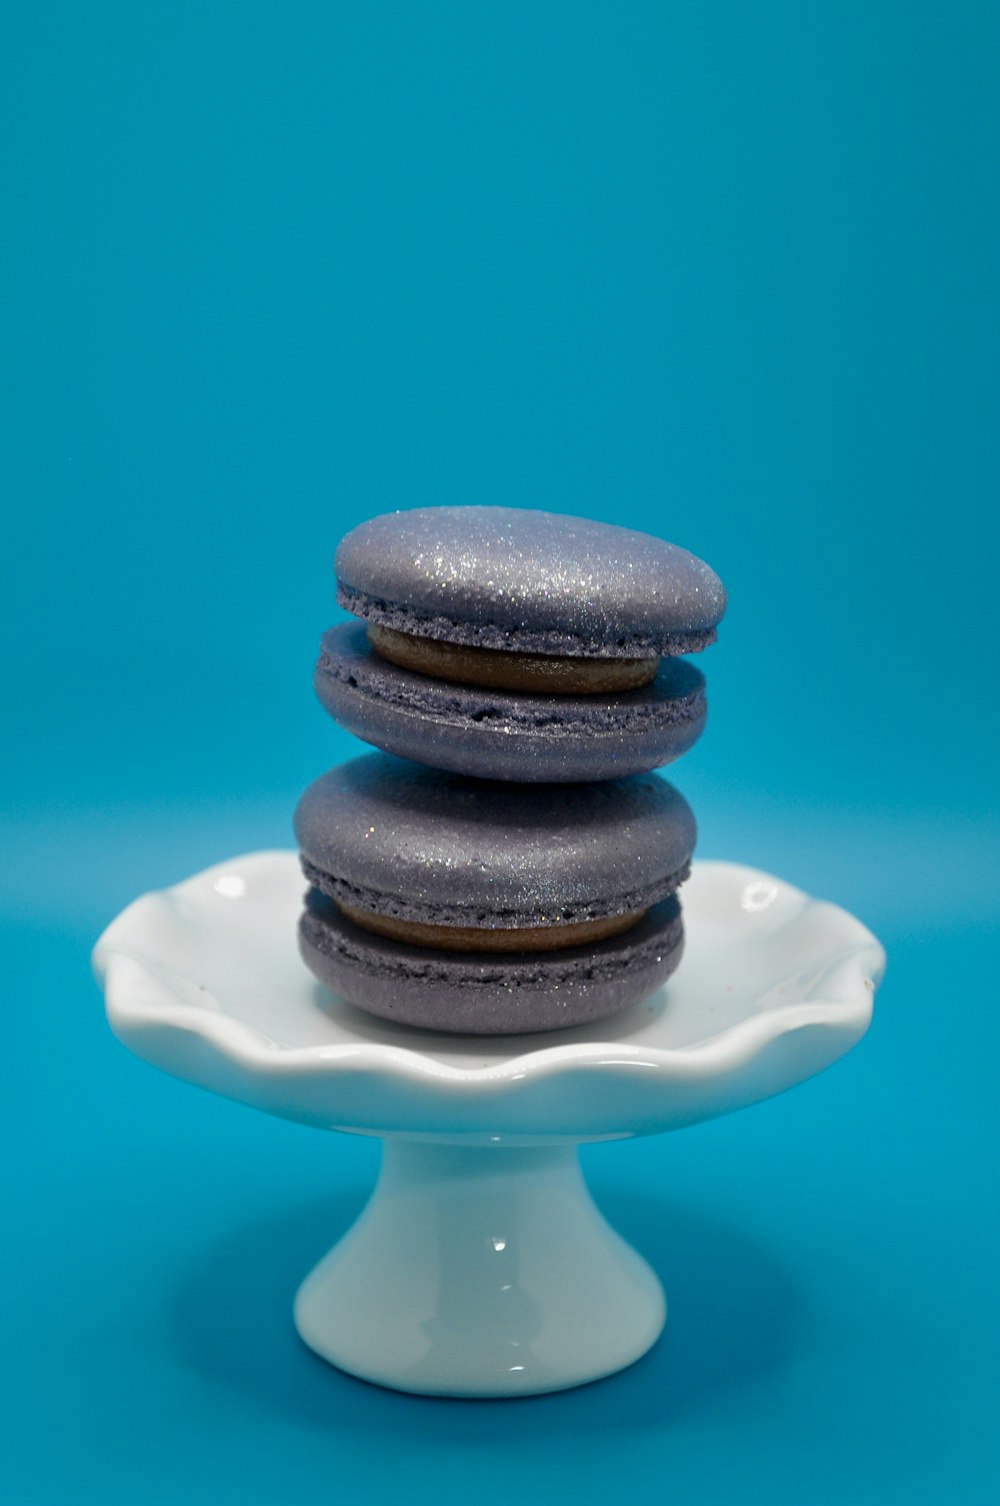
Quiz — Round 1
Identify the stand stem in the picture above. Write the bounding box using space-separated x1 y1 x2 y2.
294 1141 665 1397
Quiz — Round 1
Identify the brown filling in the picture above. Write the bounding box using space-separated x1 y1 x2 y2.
366 623 658 694
337 899 647 953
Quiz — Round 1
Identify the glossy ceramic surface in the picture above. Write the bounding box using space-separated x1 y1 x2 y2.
294 1141 666 1396
93 852 884 1396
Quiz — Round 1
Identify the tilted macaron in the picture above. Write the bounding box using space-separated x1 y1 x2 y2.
294 753 696 1035
318 506 724 783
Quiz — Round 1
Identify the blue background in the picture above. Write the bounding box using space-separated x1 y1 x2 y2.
2 3 997 1502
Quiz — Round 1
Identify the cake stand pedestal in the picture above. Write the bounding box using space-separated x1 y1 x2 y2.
93 853 883 1398
296 1141 664 1395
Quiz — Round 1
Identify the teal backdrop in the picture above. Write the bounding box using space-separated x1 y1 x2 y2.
2 4 997 1504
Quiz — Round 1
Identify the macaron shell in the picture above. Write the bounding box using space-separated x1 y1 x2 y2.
294 752 697 929
299 890 685 1036
335 507 725 658
315 623 707 783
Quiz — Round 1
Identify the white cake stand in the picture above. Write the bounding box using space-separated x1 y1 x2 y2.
93 852 884 1398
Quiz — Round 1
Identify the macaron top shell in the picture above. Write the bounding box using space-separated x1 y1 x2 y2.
294 754 696 930
335 506 726 658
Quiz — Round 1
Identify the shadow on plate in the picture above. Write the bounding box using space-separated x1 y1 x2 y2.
170 1183 804 1440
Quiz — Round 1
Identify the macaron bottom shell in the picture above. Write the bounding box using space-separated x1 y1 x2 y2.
315 623 707 783
299 889 684 1036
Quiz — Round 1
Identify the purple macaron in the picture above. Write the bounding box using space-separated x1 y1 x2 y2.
318 507 724 783
335 506 726 659
295 753 695 1035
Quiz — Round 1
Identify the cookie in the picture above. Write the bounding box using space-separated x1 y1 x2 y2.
319 506 721 782
294 753 695 1034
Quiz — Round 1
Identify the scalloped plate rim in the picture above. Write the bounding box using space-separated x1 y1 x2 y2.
93 851 884 1089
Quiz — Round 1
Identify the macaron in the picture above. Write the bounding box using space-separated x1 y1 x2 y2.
294 753 696 1035
318 506 724 783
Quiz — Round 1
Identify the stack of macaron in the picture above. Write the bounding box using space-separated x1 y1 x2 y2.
294 507 725 1035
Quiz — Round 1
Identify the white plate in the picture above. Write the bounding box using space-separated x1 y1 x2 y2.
94 852 884 1145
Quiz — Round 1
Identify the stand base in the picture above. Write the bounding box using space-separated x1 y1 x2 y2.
294 1143 665 1397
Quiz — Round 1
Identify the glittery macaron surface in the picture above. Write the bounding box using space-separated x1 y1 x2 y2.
299 889 685 1035
314 623 707 782
294 752 696 931
335 506 726 658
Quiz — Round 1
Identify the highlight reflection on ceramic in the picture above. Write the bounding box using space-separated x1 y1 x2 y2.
93 852 883 1396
